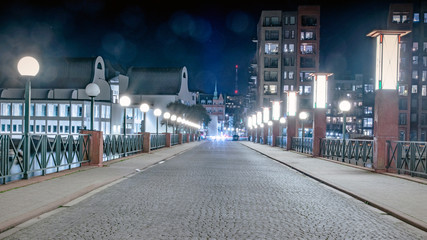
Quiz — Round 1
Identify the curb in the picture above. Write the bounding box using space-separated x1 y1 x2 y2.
240 141 427 232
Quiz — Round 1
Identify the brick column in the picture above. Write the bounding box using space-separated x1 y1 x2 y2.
165 133 171 147
312 109 326 157
142 132 151 153
373 90 399 172
178 133 183 144
286 117 296 151
80 130 103 167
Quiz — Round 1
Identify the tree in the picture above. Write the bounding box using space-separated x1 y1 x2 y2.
166 101 211 127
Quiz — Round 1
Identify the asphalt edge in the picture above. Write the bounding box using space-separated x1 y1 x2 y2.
0 141 203 235
239 141 427 233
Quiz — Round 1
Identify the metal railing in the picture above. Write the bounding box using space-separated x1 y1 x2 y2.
1 134 90 184
320 138 373 168
275 136 287 149
150 134 166 150
103 134 144 161
292 137 313 154
387 140 427 178
267 136 273 146
171 134 179 146
182 134 188 143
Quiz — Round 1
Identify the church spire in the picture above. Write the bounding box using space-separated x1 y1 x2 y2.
214 80 218 99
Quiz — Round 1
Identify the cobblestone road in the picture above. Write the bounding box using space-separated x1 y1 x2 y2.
4 141 427 239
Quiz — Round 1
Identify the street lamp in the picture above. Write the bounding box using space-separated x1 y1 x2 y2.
140 103 149 133
339 100 351 162
163 112 171 133
18 56 39 179
85 83 100 131
154 108 162 147
299 111 308 152
119 96 131 136
171 114 177 134
339 100 351 140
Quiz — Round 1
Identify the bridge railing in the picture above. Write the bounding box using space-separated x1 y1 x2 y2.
275 136 287 149
150 133 166 150
171 134 179 146
386 140 427 178
1 133 90 184
103 134 144 161
291 137 313 154
320 138 374 168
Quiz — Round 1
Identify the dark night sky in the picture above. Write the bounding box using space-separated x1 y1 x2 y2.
0 0 415 95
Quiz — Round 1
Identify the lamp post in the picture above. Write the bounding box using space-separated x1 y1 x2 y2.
85 83 100 131
140 103 149 133
299 111 308 152
267 120 273 145
163 112 171 133
339 100 351 162
18 56 39 179
286 91 297 151
171 114 177 134
154 108 162 148
119 96 131 136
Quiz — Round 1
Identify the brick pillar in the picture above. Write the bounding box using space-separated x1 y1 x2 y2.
142 132 151 153
312 109 326 157
80 130 103 167
272 121 280 146
373 90 399 172
286 117 296 151
178 133 183 144
165 133 171 147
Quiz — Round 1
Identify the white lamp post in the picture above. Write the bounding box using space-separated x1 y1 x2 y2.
154 108 162 147
140 103 149 133
171 114 177 134
119 96 131 136
299 111 308 152
85 83 100 131
163 112 171 134
18 56 39 179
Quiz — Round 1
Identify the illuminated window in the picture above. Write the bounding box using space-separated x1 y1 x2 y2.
393 15 400 23
398 85 408 96
412 85 418 94
413 56 418 65
265 43 279 54
413 42 418 52
414 13 420 22
424 13 427 23
289 71 294 79
423 71 427 81
422 85 427 96
413 70 419 80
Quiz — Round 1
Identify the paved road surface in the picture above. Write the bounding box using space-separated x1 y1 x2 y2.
3 141 427 239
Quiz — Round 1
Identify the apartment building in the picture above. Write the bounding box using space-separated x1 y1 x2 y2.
388 1 427 140
255 6 320 117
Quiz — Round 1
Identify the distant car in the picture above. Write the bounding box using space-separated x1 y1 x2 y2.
232 135 239 141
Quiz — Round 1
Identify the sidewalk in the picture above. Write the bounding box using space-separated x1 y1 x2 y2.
240 141 427 232
0 141 202 234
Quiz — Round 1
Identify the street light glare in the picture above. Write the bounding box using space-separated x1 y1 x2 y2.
140 103 150 112
17 56 39 76
339 100 351 112
279 117 286 124
119 96 131 107
85 83 100 97
163 112 171 119
299 112 308 120
154 108 162 117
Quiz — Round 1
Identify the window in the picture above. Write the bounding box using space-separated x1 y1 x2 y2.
12 103 23 116
289 71 294 79
289 44 294 52
363 118 373 127
265 30 279 40
290 16 295 24
264 16 280 26
283 44 288 53
1 103 11 116
423 85 427 96
284 57 294 66
413 42 419 52
71 104 83 117
265 43 279 54
414 13 420 22
47 104 58 117
283 85 289 92
283 71 287 80
424 42 427 53
392 14 400 23
263 84 277 95
423 57 427 67
399 113 407 125
364 106 373 114
423 71 427 82
284 30 290 39
398 85 408 96
424 13 427 23
413 56 418 65
60 104 70 117
412 85 418 94
36 104 46 117
301 44 314 54
291 30 295 39
301 16 317 26
399 98 408 110
303 86 311 94
264 71 278 81
264 57 278 68
300 72 314 82
413 70 419 80
301 31 314 40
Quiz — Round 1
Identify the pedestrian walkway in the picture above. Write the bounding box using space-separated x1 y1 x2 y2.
0 141 202 234
240 141 427 232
